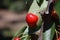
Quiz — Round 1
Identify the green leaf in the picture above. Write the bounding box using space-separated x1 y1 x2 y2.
26 0 34 11
28 0 48 14
23 26 28 35
54 0 60 15
50 23 55 40
54 0 60 22
39 0 48 12
43 23 55 40
28 0 40 14
21 27 30 40
36 0 43 6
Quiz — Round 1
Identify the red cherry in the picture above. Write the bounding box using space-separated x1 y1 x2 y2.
58 36 60 40
26 13 38 28
13 37 20 40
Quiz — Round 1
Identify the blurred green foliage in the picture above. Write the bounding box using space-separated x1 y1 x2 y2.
54 0 60 24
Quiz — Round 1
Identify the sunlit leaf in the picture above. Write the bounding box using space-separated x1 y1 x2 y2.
36 0 43 6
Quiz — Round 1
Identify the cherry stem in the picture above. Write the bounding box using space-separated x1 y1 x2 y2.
20 35 29 39
16 33 23 37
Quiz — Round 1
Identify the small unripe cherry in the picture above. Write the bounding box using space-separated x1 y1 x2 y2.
26 13 38 28
51 9 57 18
13 37 20 40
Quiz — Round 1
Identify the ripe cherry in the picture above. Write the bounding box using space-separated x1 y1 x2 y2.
26 13 38 28
58 36 60 40
13 37 20 40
